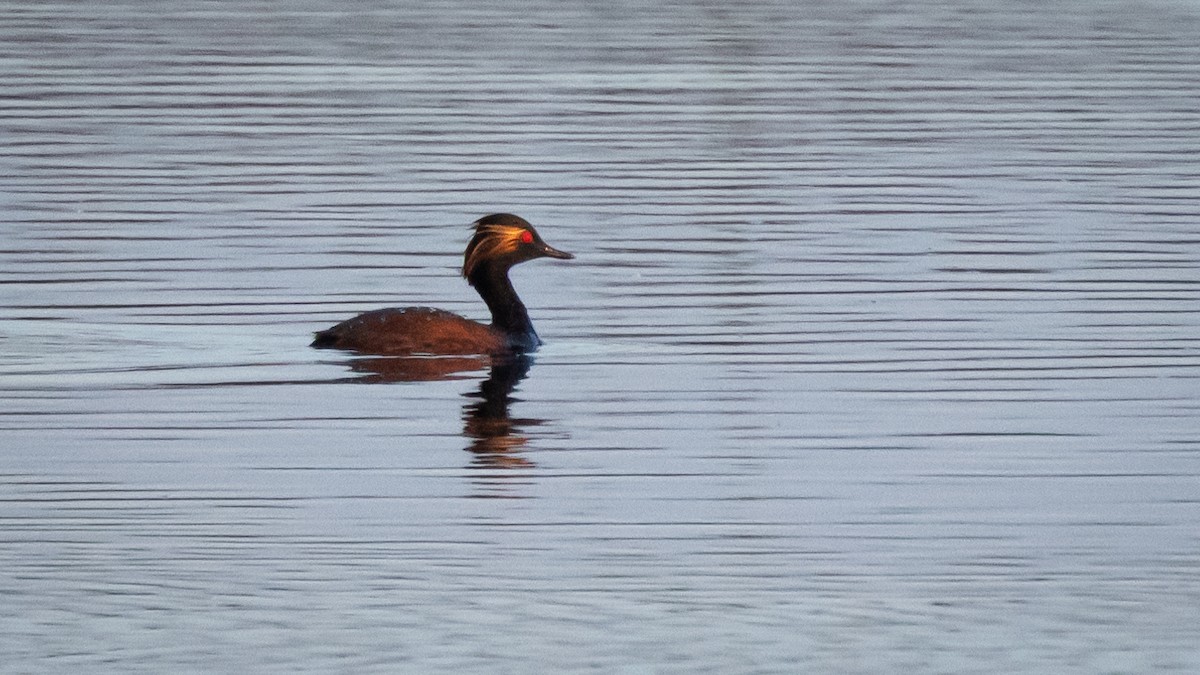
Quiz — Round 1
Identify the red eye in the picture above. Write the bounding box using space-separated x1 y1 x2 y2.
519 230 534 244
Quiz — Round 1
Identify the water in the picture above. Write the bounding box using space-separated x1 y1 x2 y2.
2 0 1199 671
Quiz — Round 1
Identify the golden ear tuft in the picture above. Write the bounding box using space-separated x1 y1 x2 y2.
463 223 527 279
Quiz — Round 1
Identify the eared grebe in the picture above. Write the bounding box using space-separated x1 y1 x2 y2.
312 214 573 356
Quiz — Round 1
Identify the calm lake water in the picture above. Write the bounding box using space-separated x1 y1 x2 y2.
2 0 1199 671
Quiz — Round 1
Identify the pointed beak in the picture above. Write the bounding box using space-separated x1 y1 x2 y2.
539 242 574 260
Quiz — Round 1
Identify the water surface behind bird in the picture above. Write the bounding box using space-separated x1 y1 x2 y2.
2 0 1199 671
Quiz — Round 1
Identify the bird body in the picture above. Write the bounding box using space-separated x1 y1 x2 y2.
311 307 507 355
312 214 572 356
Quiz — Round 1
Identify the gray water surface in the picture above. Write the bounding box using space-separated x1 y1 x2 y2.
2 1 1199 672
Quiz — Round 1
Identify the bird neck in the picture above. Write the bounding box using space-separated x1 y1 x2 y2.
469 263 540 349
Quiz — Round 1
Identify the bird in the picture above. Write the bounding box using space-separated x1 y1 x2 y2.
312 213 573 356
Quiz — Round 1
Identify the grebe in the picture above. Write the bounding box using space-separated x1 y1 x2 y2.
312 214 573 356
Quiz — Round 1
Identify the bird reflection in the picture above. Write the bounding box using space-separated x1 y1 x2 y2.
341 355 492 383
339 353 542 474
460 354 539 470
